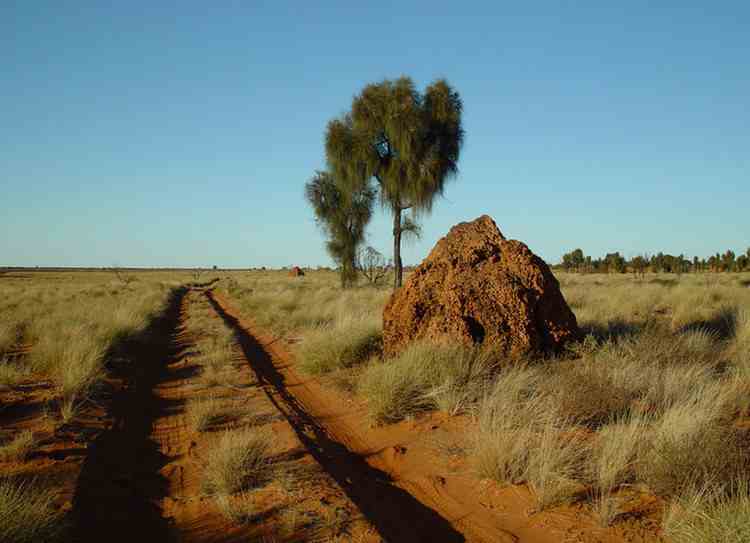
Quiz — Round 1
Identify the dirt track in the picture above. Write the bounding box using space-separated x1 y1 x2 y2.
67 286 498 542
65 287 655 542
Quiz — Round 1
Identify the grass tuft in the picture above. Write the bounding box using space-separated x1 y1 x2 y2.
663 480 750 543
0 430 35 462
296 319 381 375
0 478 65 543
187 396 243 432
358 342 496 424
203 429 272 496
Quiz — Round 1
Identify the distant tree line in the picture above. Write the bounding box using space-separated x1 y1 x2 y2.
559 248 750 274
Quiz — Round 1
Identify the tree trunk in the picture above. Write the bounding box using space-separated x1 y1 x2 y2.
393 207 403 288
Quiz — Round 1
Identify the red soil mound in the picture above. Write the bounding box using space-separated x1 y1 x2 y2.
383 215 580 357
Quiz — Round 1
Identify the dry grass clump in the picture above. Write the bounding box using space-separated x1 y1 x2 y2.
473 366 592 509
194 344 235 369
35 331 106 401
589 415 648 524
215 492 256 523
296 317 381 375
635 384 748 497
193 344 235 387
187 396 244 432
473 365 543 484
358 342 496 424
526 418 591 510
0 321 22 355
185 299 238 387
0 478 65 543
731 308 750 377
663 480 750 543
0 356 30 387
0 430 36 462
203 429 272 496
539 358 637 428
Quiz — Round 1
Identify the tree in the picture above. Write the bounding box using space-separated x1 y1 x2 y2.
325 77 464 288
737 254 749 271
561 248 585 272
305 171 374 288
631 255 647 278
722 250 736 272
604 252 626 273
358 246 390 285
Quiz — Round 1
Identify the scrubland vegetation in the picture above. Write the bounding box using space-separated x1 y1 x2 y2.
0 271 188 541
3 267 748 541
221 269 750 540
0 272 183 405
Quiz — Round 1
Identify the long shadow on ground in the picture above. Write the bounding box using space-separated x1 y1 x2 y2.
71 287 189 543
206 290 465 543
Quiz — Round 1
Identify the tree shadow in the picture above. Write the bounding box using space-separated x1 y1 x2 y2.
71 287 189 543
580 319 644 343
648 278 679 287
678 306 738 341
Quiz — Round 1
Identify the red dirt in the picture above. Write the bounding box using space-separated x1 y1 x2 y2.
383 215 580 358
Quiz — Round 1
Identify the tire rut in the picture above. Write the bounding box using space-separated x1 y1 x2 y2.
205 289 466 543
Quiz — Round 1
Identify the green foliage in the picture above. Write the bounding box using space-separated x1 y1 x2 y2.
562 248 585 272
304 170 374 288
559 248 750 273
325 76 463 286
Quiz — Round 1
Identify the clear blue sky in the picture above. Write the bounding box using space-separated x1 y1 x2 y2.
2 2 748 268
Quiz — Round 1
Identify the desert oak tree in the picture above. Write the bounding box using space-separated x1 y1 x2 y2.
325 77 464 287
305 170 375 288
